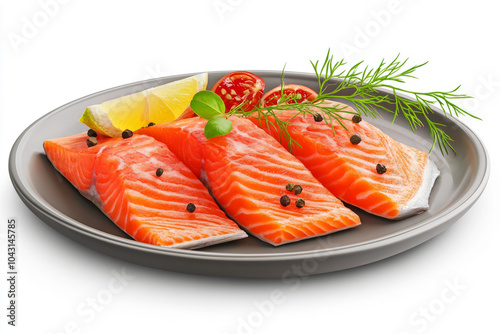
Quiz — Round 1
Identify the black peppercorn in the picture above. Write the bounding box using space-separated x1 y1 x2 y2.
186 203 196 213
122 129 133 139
292 185 303 195
87 129 98 137
376 163 387 174
295 198 305 208
156 168 164 177
280 195 291 207
350 134 362 145
352 115 362 123
286 183 295 192
313 113 323 122
148 122 156 127
86 137 98 147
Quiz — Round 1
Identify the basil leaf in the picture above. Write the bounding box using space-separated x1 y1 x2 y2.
204 116 233 139
190 91 225 120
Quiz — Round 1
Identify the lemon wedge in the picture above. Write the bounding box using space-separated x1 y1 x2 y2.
80 73 208 137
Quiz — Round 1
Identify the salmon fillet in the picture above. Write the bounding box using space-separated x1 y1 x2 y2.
249 101 440 219
138 117 361 246
43 133 247 249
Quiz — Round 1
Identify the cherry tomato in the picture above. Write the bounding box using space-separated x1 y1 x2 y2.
262 84 318 107
211 71 265 112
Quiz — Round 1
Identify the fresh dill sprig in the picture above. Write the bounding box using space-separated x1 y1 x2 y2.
231 49 478 155
230 97 350 152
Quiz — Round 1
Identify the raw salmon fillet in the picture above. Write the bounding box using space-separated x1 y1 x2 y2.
43 133 247 249
138 117 361 246
250 101 440 219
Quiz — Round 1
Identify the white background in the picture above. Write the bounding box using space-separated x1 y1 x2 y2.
1 0 499 333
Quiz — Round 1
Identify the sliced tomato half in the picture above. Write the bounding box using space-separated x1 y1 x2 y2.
211 71 265 112
262 84 318 107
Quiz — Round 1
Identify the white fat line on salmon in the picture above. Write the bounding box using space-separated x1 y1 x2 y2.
341 149 395 165
212 171 323 198
100 185 125 220
96 177 120 201
211 169 309 194
220 194 294 217
105 193 130 230
126 182 208 198
126 189 213 206
336 161 401 183
136 217 214 227
221 192 333 218
229 130 308 164
229 153 309 174
317 165 401 197
258 215 352 240
328 144 389 161
132 225 242 246
292 129 337 147
363 198 395 214
136 216 236 228
75 162 92 185
297 129 389 153
223 149 306 171
243 213 356 246
168 231 247 250
298 150 390 170
231 208 297 227
350 178 403 200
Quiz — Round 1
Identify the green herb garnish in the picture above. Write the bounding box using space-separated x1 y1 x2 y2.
204 115 233 139
306 49 479 154
190 91 226 120
194 50 480 154
190 91 232 139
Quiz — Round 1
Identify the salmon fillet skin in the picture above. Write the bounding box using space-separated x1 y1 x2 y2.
138 117 361 246
249 101 440 219
43 133 247 249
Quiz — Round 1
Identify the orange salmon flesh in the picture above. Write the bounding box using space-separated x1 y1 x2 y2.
138 117 361 246
249 101 440 219
44 133 247 249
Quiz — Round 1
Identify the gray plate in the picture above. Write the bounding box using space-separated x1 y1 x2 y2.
9 71 490 278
